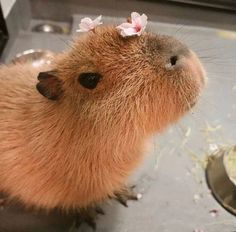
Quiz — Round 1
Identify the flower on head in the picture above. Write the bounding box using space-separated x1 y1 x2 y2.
76 15 103 32
117 12 148 37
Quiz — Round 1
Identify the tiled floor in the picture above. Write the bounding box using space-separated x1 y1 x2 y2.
1 14 236 232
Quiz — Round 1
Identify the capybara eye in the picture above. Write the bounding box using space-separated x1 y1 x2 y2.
78 73 102 89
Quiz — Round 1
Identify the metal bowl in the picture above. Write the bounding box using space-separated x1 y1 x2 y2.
11 49 55 67
206 146 236 216
32 23 63 34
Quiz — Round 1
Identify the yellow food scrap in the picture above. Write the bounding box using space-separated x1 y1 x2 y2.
218 30 236 40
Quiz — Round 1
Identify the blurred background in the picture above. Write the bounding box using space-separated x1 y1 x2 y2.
0 1 236 232
0 0 236 61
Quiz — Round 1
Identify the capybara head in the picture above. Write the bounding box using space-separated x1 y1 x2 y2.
36 25 206 135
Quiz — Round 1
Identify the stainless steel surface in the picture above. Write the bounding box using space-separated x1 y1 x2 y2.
168 0 236 11
29 0 236 31
206 147 236 216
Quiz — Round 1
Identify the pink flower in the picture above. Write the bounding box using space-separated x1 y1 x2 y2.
117 12 148 37
77 15 103 32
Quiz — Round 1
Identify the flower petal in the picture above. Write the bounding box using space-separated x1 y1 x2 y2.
77 16 103 32
120 27 138 37
79 22 92 30
93 15 103 25
131 12 141 21
140 14 148 27
80 17 93 25
76 28 87 32
117 22 133 29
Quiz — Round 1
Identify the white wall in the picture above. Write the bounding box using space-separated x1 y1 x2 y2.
0 0 16 18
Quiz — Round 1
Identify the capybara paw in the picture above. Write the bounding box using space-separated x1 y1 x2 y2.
113 185 142 207
75 206 104 231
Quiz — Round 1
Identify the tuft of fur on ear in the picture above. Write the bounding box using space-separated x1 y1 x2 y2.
36 70 63 100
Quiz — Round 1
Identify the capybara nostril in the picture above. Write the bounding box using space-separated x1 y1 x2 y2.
170 55 178 66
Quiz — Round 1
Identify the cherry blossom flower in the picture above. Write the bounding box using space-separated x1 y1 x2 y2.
117 12 148 37
77 15 102 32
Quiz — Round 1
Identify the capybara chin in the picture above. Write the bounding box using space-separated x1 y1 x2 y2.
0 25 205 210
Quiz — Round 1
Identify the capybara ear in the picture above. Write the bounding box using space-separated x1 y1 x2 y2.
36 70 63 100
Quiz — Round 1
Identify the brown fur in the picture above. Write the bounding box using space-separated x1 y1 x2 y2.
0 26 205 210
